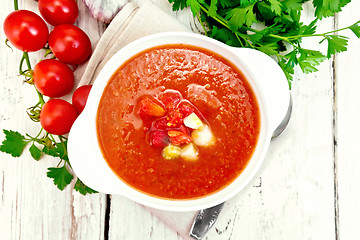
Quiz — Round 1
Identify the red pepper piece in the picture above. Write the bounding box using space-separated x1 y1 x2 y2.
151 117 169 130
138 96 166 117
149 131 170 148
179 124 189 134
179 104 195 118
168 130 192 145
162 92 181 110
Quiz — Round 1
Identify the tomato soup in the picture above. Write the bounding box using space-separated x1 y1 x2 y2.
97 45 260 199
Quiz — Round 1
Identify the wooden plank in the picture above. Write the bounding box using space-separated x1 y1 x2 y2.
335 1 360 239
108 196 183 239
0 1 107 239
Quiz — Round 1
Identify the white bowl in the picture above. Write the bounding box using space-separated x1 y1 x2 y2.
68 32 289 211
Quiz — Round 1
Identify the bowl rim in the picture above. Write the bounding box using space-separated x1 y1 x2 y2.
68 32 273 211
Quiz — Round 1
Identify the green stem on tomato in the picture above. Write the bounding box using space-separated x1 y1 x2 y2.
58 135 69 164
36 89 45 106
19 54 26 74
56 159 64 168
34 127 44 139
23 52 32 69
48 133 57 144
14 0 18 10
25 128 44 142
33 101 41 109
22 50 46 108
19 52 34 78
59 135 68 140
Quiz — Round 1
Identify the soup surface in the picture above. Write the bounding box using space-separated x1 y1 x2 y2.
97 44 260 199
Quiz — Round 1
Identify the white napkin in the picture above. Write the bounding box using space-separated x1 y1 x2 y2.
73 1 190 87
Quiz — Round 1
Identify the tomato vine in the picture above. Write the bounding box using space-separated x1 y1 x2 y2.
0 0 96 195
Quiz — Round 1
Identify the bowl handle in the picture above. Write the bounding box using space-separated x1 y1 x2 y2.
68 110 124 195
232 47 290 133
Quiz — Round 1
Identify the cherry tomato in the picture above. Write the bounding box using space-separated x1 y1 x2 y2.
33 59 74 98
72 85 92 114
48 24 92 65
40 99 78 135
3 10 48 52
38 0 78 26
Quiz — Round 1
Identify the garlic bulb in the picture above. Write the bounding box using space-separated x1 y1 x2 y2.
82 0 129 23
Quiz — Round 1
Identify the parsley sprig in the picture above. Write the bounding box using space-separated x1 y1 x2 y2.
0 0 97 195
0 128 96 194
169 0 360 88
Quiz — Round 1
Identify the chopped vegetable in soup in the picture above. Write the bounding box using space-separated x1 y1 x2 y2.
97 45 260 199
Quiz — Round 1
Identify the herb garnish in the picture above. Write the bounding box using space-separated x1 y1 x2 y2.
168 0 360 87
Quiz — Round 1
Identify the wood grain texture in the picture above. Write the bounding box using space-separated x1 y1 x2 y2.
335 1 360 239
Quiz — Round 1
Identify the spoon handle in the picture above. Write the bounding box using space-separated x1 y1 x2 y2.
189 202 225 240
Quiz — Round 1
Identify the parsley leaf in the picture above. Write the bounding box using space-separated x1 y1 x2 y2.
42 145 58 158
300 18 318 35
219 0 235 8
284 50 298 68
322 35 349 58
298 49 326 73
349 21 360 38
226 5 257 31
0 130 28 157
313 0 351 19
256 42 279 55
239 0 259 7
42 141 68 160
47 165 73 191
249 28 271 44
267 0 282 16
74 178 98 195
187 0 204 16
208 0 218 17
278 57 295 88
29 143 42 160
56 141 68 160
168 0 188 11
282 0 305 13
211 26 240 46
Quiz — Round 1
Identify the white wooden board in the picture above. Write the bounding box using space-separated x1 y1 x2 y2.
1 0 360 239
